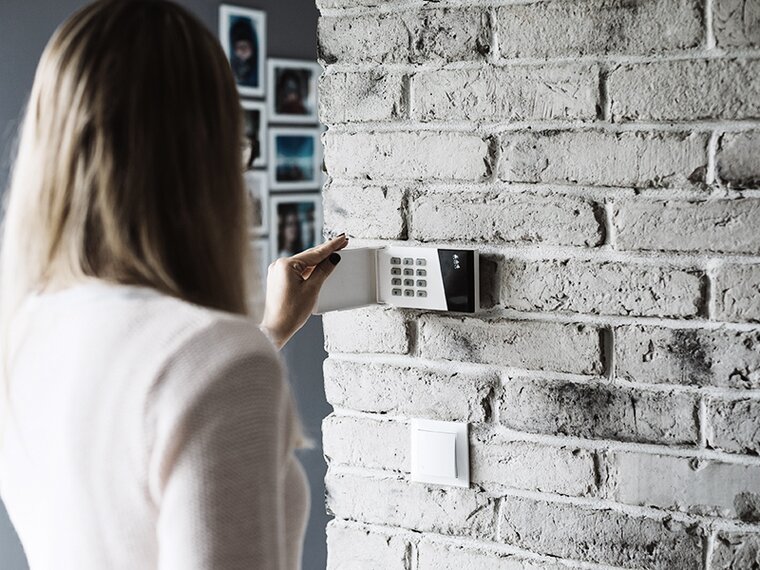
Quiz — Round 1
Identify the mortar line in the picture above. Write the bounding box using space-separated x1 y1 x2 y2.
494 497 504 541
602 201 616 249
707 129 720 187
328 407 760 466
407 540 418 570
699 396 709 449
704 531 715 570
705 0 716 50
704 258 722 320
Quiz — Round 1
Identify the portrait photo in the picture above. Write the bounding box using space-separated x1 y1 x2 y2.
242 100 266 168
270 193 322 261
267 59 320 123
269 128 322 190
244 170 269 237
219 5 266 97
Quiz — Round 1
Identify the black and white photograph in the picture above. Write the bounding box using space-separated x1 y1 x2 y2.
270 193 322 260
243 170 268 236
219 5 266 97
268 128 321 190
267 59 320 123
241 100 266 168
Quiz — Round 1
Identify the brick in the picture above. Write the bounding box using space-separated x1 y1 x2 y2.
609 59 760 122
322 415 408 471
495 0 703 59
501 258 704 318
409 190 603 247
714 0 760 49
608 452 760 519
499 130 707 188
713 531 760 569
324 131 490 181
418 315 604 375
326 471 496 538
326 521 408 570
614 199 760 254
323 183 405 239
323 359 496 421
714 264 760 322
323 307 409 354
500 495 703 568
320 72 405 124
413 65 597 123
417 539 571 570
717 131 760 188
499 377 700 445
318 9 490 65
707 397 760 454
472 429 599 497
616 325 760 390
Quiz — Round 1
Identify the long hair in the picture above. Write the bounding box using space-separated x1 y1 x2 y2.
0 0 252 412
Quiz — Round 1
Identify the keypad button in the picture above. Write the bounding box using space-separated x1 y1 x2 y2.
403 268 413 276
417 290 427 297
391 267 401 275
403 258 414 265
404 289 414 297
390 257 401 265
417 280 427 287
416 258 426 266
416 269 427 277
392 288 401 296
404 279 414 287
391 278 401 286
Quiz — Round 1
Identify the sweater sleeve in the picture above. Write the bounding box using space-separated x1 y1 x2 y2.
145 319 293 570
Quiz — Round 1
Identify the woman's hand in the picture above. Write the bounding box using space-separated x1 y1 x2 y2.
260 234 348 349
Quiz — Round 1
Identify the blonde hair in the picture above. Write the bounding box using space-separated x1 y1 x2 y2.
1 0 252 425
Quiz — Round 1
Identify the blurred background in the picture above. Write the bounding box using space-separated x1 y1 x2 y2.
0 1 331 568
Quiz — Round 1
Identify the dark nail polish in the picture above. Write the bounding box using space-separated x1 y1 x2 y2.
329 253 341 265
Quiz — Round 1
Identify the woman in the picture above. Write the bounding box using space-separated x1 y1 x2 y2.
0 1 345 568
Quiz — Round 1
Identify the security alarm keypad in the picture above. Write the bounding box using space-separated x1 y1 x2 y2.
315 246 479 314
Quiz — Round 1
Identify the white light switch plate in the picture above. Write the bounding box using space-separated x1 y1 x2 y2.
410 419 469 488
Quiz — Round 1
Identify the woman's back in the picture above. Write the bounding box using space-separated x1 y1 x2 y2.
0 281 308 569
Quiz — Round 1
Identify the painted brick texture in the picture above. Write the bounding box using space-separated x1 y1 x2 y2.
318 0 760 567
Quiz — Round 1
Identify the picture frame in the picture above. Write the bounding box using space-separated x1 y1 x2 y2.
267 58 321 124
268 127 322 191
242 100 267 168
219 5 266 97
269 193 323 262
243 170 269 237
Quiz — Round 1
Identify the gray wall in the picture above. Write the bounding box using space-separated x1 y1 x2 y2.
0 1 330 568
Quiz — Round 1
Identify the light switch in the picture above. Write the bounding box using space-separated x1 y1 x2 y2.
411 419 469 488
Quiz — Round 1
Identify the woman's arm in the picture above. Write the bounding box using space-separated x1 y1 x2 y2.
260 234 347 349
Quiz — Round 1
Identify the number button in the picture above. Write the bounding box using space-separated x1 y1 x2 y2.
392 288 401 296
391 267 401 276
417 280 427 288
403 268 413 276
416 259 426 266
403 258 414 265
403 289 414 297
403 279 414 287
390 257 401 265
417 290 427 298
416 269 426 277
391 278 401 286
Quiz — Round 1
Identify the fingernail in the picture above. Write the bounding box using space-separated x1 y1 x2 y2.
336 232 346 238
329 253 341 265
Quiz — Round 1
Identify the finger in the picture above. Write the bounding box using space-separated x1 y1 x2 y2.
305 252 342 290
290 234 348 267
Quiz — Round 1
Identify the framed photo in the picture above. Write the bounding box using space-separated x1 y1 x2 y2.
267 59 320 123
219 5 266 97
243 170 268 236
270 193 323 261
269 128 322 191
242 100 267 168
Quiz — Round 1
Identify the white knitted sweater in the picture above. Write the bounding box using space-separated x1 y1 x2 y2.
0 281 308 569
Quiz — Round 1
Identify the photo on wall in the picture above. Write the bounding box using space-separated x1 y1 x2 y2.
270 193 322 260
242 100 266 168
219 5 266 97
244 169 269 237
267 59 320 123
268 128 322 191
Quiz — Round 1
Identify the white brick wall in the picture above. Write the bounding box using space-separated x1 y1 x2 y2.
317 0 760 567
